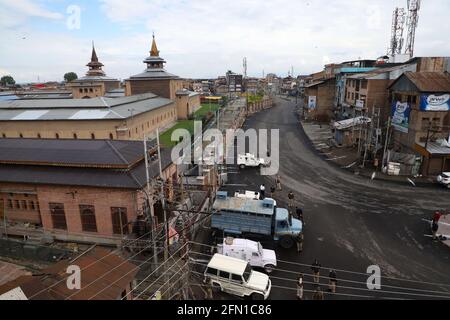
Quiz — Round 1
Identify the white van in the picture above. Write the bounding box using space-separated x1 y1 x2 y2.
204 254 271 300
217 237 277 273
237 153 269 169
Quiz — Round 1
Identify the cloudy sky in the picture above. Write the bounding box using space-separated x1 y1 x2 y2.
0 0 449 83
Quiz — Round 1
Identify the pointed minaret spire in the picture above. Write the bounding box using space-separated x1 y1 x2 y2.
91 41 99 63
86 41 105 77
150 33 160 57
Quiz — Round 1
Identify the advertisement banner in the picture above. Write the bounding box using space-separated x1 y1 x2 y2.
355 99 365 110
308 96 317 109
420 94 450 111
392 101 411 133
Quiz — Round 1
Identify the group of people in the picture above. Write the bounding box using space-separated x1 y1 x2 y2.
296 260 338 300
259 176 306 254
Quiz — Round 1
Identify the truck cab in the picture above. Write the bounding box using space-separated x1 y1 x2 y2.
217 237 277 273
273 208 303 249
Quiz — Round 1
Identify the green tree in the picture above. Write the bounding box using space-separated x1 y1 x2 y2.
0 75 15 86
64 72 78 82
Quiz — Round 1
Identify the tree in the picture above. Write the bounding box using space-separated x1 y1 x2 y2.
64 72 78 82
0 75 15 86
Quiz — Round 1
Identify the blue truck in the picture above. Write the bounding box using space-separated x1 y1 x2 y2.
211 191 303 249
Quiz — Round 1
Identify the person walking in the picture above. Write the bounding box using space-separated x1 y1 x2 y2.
270 185 276 198
288 191 295 208
311 259 321 284
296 232 304 253
259 184 266 199
328 269 337 293
276 175 282 191
296 274 304 300
312 286 324 300
431 221 439 241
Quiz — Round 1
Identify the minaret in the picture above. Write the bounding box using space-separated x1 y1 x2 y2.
143 34 166 70
86 42 106 77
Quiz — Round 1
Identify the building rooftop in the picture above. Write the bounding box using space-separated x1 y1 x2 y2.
0 248 139 300
0 138 151 169
0 138 174 189
0 92 173 121
392 72 450 93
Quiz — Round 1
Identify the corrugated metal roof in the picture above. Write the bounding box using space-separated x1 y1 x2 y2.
129 68 179 80
0 93 173 121
0 139 174 189
403 72 450 93
0 138 148 168
304 81 325 88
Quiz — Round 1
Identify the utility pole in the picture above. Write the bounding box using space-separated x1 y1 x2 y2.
382 117 392 170
156 128 170 259
143 134 158 269
156 128 172 297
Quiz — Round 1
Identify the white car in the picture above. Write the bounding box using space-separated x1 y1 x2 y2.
204 254 271 300
217 237 277 273
237 153 270 169
437 172 450 188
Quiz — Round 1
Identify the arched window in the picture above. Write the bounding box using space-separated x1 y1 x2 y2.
79 205 97 232
49 203 67 230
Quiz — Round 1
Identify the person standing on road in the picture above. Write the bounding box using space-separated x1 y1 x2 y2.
311 259 321 284
270 185 276 198
260 184 266 199
296 232 304 253
296 274 304 300
312 286 324 300
433 211 442 223
431 221 439 241
276 175 282 191
328 269 337 293
296 207 305 227
288 191 295 208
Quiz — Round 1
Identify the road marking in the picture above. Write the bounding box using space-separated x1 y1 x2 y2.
325 156 347 161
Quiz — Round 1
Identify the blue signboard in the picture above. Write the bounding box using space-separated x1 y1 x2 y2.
392 101 411 133
420 94 450 111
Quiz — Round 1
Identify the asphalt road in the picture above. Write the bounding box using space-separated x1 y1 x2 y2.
219 96 450 300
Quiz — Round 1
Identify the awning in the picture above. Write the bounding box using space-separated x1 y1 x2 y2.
416 140 450 156
333 116 371 130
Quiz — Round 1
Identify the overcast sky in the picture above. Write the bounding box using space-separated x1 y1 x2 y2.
0 0 449 83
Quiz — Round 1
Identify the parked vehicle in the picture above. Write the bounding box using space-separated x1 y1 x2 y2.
217 237 277 273
204 253 272 300
437 172 450 188
237 153 270 169
234 190 260 200
211 191 303 249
